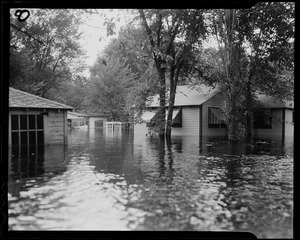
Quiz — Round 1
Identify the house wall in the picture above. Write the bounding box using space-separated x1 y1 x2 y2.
252 109 283 137
172 106 199 136
88 116 107 129
202 92 228 137
284 109 294 136
134 107 200 137
134 122 148 135
8 109 68 146
47 110 68 145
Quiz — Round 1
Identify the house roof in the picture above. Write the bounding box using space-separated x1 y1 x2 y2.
67 111 89 117
146 85 293 109
9 87 73 110
147 84 220 107
67 111 88 119
67 111 107 118
84 113 107 117
256 94 294 109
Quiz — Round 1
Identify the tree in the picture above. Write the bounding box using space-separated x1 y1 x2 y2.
86 55 136 122
103 25 161 117
238 2 294 139
137 9 206 138
196 3 294 141
10 9 86 98
46 74 89 111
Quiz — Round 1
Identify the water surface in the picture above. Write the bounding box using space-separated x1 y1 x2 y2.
8 129 293 238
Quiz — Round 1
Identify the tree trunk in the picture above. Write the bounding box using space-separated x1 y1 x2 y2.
227 99 237 141
166 61 182 139
157 67 166 138
166 97 174 139
245 80 252 141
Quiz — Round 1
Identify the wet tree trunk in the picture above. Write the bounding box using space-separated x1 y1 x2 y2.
246 80 252 141
157 67 166 138
138 9 166 138
166 61 182 139
227 97 237 141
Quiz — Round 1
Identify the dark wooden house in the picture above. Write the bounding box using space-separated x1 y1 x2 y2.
9 87 73 147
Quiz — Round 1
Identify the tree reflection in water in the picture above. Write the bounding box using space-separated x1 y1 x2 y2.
8 130 293 237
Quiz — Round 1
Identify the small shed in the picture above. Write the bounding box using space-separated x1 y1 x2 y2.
9 87 73 147
85 113 108 129
67 111 88 129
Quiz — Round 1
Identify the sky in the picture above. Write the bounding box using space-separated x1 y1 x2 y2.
78 9 132 76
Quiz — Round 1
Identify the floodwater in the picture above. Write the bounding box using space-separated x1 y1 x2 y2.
8 128 293 238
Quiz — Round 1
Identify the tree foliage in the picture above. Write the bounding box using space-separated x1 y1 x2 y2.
103 25 160 116
137 9 207 137
86 55 136 121
195 3 294 141
10 9 86 98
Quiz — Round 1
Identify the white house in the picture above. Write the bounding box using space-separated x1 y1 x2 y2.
134 85 294 140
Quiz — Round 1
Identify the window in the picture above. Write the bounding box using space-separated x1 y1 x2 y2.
172 108 182 128
11 114 44 147
144 108 183 128
253 109 272 129
208 107 226 128
95 120 104 128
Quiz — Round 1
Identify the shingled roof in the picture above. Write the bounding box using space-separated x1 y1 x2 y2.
147 84 220 107
9 87 73 110
147 85 294 109
256 93 294 109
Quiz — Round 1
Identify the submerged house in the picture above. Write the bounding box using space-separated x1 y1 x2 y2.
9 87 73 147
252 93 294 140
134 85 294 139
67 112 108 130
67 111 88 129
85 113 108 129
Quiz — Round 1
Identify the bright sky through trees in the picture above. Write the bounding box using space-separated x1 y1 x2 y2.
78 9 131 75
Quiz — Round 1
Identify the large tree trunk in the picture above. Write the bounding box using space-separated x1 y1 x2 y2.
157 67 166 138
166 93 174 139
227 98 237 141
245 80 252 141
166 61 182 139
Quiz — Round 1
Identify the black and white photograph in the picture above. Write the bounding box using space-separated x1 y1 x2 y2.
3 2 295 239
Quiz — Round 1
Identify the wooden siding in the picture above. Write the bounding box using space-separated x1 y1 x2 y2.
202 91 228 137
134 122 148 135
8 109 68 146
284 109 293 136
47 110 67 144
172 107 199 136
134 107 200 137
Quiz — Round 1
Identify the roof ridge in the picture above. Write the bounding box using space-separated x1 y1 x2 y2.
10 87 73 109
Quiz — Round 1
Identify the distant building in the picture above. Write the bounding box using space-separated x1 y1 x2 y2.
85 113 108 129
134 85 294 139
67 111 88 129
67 112 108 130
9 87 73 147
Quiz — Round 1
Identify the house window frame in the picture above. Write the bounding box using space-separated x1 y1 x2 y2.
145 108 183 128
10 113 44 147
253 109 272 129
208 107 226 128
94 119 104 128
171 107 182 128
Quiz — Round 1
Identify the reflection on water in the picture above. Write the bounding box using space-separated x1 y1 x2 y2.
8 129 293 238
